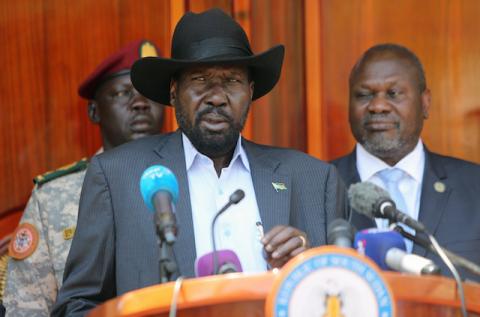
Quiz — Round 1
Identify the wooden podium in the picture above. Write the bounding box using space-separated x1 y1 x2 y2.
89 248 480 317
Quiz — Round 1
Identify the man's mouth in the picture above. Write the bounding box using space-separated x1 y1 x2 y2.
199 112 230 131
364 119 398 131
130 117 153 132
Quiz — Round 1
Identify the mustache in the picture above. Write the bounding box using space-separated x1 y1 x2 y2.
195 106 233 123
362 113 400 125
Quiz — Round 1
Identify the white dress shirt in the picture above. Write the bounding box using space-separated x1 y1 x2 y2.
182 133 268 273
355 140 425 247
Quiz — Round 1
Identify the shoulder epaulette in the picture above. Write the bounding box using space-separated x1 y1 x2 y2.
33 157 89 186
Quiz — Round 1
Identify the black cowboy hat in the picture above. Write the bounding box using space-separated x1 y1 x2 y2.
131 8 285 105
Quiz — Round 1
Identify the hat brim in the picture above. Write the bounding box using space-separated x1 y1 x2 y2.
131 45 284 105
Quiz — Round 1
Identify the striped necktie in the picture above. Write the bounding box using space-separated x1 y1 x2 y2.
377 168 414 253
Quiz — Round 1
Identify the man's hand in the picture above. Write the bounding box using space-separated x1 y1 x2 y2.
261 225 309 269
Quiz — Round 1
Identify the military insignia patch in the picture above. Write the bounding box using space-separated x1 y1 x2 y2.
63 226 76 240
9 223 39 260
140 41 158 58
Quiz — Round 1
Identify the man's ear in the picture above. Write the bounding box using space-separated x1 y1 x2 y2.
249 81 255 100
170 80 177 106
88 101 100 123
421 88 431 119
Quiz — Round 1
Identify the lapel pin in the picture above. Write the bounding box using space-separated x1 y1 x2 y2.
434 181 446 193
272 182 287 192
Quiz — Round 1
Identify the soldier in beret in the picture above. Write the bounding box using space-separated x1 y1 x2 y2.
3 39 165 317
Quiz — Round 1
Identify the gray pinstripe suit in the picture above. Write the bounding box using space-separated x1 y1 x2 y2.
52 131 347 316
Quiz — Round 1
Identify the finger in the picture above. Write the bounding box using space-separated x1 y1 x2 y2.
261 225 286 246
263 226 299 252
271 235 306 259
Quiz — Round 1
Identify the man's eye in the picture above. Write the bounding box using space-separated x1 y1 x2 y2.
112 90 130 98
355 91 372 98
192 76 206 82
387 90 401 98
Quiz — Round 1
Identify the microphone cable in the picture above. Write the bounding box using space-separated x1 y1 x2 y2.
427 233 467 317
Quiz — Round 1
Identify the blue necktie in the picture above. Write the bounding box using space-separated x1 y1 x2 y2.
377 168 414 253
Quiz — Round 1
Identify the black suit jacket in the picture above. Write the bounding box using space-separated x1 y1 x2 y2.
52 131 348 316
332 148 480 281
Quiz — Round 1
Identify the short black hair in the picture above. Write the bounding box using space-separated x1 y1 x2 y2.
349 43 426 92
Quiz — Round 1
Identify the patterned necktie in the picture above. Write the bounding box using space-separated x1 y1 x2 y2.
377 168 414 253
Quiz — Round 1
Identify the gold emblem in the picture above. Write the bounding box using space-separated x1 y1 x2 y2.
272 182 287 192
63 226 76 240
140 41 158 58
434 181 446 193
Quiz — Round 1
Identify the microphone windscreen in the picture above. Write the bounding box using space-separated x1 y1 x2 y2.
195 249 243 277
354 229 406 270
229 189 245 204
348 182 390 218
139 165 179 212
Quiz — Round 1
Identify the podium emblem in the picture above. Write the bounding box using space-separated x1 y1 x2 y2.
266 246 395 317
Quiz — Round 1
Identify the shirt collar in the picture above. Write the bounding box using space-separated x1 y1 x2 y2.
182 133 250 172
356 139 425 182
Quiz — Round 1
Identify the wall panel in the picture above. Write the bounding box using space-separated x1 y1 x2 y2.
1 0 479 220
316 0 480 161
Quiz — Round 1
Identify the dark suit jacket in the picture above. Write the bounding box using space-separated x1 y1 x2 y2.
332 148 480 281
52 131 347 316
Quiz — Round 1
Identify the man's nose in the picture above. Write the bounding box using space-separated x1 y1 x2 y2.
130 89 152 111
204 84 228 107
367 95 391 113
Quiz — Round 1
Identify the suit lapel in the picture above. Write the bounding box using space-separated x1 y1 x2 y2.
243 140 291 234
340 151 377 230
151 131 196 277
414 150 451 256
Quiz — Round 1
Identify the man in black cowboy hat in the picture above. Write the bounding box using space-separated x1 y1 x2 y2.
53 9 347 315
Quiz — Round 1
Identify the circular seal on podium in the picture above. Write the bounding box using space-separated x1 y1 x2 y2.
265 246 395 317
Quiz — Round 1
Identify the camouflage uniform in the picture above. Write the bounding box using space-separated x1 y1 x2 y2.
3 160 88 317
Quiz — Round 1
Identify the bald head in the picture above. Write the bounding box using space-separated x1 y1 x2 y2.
349 43 427 94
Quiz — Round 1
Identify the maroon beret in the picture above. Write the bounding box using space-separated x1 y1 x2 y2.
78 39 160 99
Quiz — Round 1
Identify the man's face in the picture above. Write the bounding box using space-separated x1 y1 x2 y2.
171 65 254 158
91 73 164 149
349 55 430 164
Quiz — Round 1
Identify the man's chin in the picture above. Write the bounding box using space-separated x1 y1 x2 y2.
362 137 400 156
129 131 155 140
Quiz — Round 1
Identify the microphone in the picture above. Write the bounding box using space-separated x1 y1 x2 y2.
195 250 243 277
211 189 245 275
355 229 440 275
348 182 426 232
393 225 480 277
327 218 356 248
140 165 179 245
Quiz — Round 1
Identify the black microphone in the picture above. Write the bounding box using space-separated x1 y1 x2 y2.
211 189 245 275
393 225 480 277
348 182 426 232
327 218 356 248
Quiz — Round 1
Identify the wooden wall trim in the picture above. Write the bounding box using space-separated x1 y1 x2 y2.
304 0 325 159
